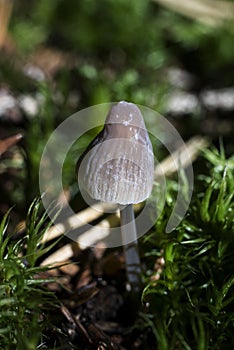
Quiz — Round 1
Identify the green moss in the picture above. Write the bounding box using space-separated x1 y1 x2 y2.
141 148 234 349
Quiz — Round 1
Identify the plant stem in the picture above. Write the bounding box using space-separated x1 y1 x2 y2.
120 204 142 293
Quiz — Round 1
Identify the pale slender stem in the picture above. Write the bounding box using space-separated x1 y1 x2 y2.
120 204 142 293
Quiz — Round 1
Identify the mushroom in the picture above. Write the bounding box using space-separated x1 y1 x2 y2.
77 101 154 293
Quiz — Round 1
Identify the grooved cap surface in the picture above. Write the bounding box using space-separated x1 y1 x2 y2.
78 102 154 204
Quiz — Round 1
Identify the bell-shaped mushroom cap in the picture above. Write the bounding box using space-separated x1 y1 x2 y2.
78 101 154 205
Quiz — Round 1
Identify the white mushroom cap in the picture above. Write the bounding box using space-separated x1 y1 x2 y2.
78 101 154 204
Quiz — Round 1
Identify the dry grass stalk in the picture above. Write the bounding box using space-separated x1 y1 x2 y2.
41 213 119 265
0 0 13 48
40 135 209 266
154 136 209 178
43 136 208 244
42 136 208 245
154 0 234 25
41 202 117 243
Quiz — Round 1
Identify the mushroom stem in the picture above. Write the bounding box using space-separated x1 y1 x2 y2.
120 204 142 293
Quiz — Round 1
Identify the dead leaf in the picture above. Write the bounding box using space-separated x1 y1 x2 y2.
0 133 23 156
